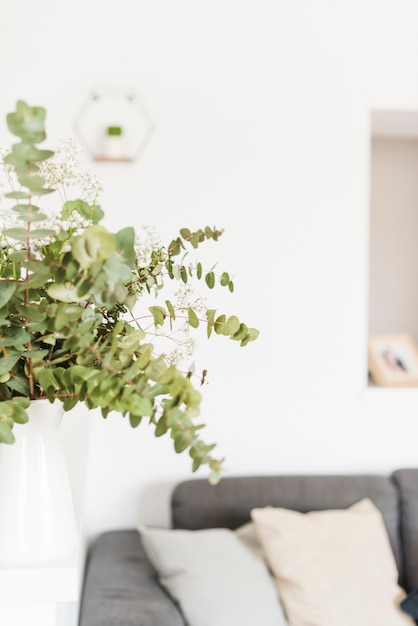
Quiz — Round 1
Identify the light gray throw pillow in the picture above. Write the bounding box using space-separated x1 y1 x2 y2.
137 523 288 626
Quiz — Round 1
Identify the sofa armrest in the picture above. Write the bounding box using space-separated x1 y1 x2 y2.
78 529 184 626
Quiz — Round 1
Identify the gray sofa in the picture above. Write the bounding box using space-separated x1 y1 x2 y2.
78 469 418 625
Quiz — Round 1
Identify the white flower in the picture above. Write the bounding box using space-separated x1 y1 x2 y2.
166 337 197 366
38 138 82 188
134 224 165 265
0 148 15 203
77 169 104 205
0 147 10 164
174 284 207 315
0 213 23 252
37 138 103 206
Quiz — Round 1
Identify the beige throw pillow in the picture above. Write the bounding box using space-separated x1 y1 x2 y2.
251 498 414 626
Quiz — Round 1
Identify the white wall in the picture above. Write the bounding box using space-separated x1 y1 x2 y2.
1 1 418 540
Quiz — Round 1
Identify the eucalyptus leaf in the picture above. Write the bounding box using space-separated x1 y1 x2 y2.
180 265 187 283
3 228 29 241
240 328 260 347
205 271 215 289
149 305 166 327
220 272 230 286
0 354 21 375
11 403 29 424
231 323 248 341
188 308 199 329
0 281 16 308
129 413 143 428
224 315 240 336
214 314 227 335
38 369 59 393
12 204 47 222
165 299 176 320
72 224 116 268
5 190 31 199
0 327 29 347
29 229 57 238
18 174 46 191
0 422 14 444
155 416 168 436
6 376 30 396
115 226 136 266
7 100 47 143
48 282 80 303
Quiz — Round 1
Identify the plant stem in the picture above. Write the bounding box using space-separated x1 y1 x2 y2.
25 182 35 398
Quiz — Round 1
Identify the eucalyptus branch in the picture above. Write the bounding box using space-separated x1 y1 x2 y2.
0 100 259 483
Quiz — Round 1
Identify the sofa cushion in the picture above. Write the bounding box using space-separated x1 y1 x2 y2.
401 588 418 618
251 498 413 626
137 524 288 626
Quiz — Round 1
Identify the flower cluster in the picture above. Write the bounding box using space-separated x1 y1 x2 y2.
38 138 103 204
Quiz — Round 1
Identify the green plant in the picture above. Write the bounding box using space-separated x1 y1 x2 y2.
106 125 122 136
0 100 258 484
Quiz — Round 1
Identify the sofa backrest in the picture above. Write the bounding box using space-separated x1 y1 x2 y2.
392 469 418 592
171 473 405 585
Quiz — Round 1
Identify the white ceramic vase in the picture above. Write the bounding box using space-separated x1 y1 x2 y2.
0 399 78 564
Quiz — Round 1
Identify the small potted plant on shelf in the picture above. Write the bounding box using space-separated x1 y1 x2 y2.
0 100 259 485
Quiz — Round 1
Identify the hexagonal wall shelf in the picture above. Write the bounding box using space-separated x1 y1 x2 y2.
75 89 153 162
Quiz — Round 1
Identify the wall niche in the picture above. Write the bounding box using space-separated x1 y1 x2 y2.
368 110 418 389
